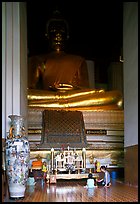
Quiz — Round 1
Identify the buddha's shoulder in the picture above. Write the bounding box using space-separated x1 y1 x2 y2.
29 52 85 63
67 53 84 59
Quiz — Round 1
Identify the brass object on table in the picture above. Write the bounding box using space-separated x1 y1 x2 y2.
89 154 94 164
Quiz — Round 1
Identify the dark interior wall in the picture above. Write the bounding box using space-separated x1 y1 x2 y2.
26 1 123 85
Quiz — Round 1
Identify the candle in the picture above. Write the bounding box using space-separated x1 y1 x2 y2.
82 148 86 169
51 148 54 172
82 148 86 152
51 148 54 152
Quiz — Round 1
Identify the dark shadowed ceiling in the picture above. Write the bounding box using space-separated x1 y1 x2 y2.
26 1 123 83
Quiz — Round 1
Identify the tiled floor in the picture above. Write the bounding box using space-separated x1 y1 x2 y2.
4 179 138 202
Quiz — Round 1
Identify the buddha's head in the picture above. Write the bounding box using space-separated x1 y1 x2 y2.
45 10 69 52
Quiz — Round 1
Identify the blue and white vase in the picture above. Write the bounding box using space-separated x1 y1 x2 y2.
5 115 30 199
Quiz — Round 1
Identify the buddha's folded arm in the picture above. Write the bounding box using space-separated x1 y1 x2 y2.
27 89 123 109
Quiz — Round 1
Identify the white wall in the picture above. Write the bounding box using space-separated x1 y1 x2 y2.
20 3 28 131
2 2 6 138
2 2 28 138
123 3 138 147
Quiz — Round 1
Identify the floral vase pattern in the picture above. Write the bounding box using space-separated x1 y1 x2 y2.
5 115 30 199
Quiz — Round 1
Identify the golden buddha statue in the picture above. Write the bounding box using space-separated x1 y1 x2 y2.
28 10 123 110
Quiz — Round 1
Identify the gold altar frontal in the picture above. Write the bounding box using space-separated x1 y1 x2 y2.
28 108 124 149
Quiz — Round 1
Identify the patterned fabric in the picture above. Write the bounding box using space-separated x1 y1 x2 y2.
38 110 87 149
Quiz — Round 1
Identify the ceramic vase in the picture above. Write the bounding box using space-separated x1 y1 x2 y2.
5 115 30 199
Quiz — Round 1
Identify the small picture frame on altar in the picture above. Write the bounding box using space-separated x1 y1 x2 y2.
50 175 56 183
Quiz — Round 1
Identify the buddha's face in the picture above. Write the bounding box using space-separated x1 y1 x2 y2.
47 21 68 52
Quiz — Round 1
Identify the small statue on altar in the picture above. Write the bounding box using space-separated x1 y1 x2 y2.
96 161 101 172
42 161 48 182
